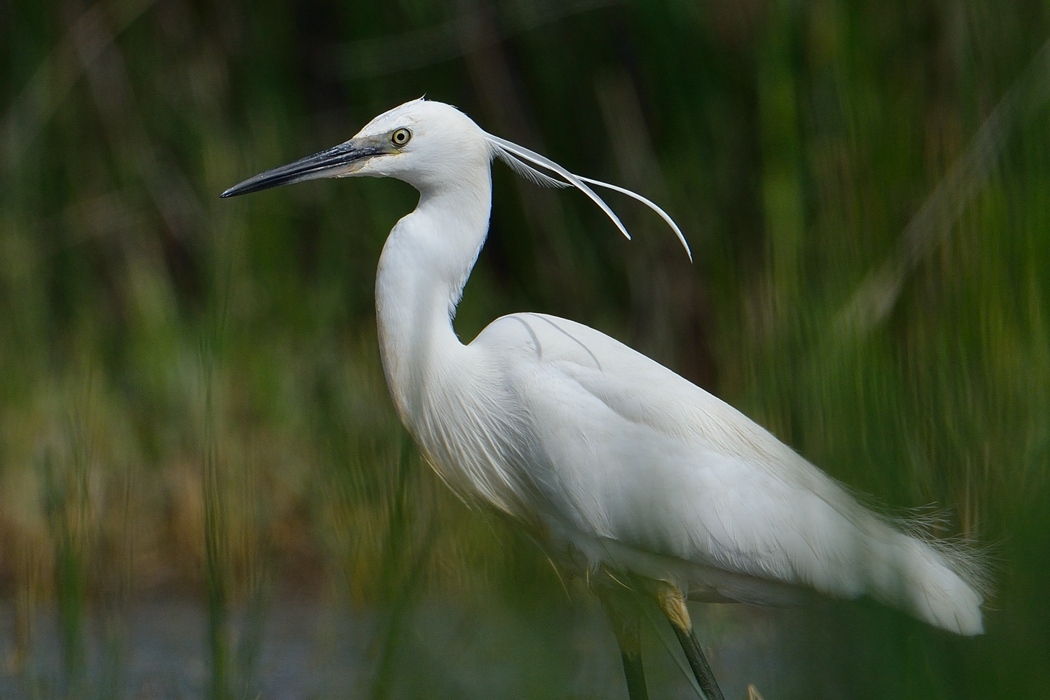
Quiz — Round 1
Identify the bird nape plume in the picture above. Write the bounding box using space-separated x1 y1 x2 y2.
485 132 692 260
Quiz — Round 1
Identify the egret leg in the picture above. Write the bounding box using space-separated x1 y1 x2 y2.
596 587 649 700
619 645 649 700
657 583 725 700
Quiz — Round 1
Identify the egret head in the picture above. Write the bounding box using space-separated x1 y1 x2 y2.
221 99 489 197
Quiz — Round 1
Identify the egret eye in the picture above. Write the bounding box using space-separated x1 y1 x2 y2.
391 128 411 147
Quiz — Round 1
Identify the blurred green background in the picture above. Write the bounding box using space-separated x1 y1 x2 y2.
3 0 1050 697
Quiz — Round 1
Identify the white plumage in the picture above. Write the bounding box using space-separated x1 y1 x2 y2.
223 98 987 696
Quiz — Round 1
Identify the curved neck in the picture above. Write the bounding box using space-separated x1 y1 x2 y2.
374 169 492 426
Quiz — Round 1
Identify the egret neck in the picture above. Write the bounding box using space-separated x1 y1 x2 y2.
374 163 493 440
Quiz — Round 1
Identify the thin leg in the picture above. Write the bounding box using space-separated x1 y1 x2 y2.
658 583 725 700
596 587 649 700
619 644 649 700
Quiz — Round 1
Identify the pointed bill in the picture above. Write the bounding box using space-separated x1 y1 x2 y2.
220 134 392 198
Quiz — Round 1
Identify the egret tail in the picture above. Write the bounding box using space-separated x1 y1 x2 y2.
867 525 986 635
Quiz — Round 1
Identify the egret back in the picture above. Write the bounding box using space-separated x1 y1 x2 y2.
466 312 986 634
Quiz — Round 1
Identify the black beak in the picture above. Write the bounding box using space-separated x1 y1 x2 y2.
220 137 388 198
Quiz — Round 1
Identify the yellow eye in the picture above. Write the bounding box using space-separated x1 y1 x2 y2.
391 128 411 146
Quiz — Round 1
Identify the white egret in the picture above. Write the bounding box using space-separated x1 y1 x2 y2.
222 98 987 699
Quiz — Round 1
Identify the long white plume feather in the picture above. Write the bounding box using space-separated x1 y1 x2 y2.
492 146 570 189
485 132 693 260
577 175 691 261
